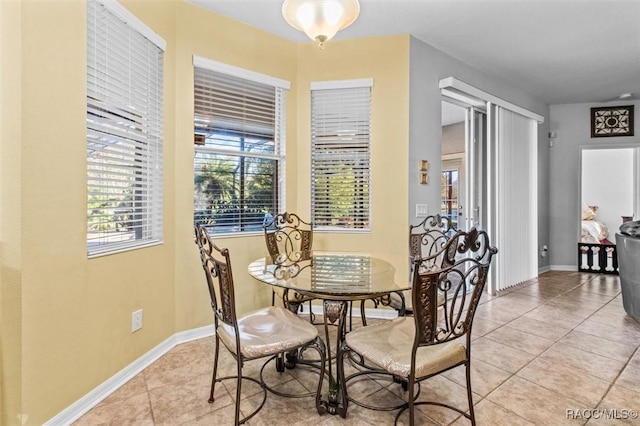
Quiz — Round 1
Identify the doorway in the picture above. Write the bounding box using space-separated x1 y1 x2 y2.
580 146 639 244
440 99 487 232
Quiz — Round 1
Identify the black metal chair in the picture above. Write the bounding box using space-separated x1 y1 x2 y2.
194 224 327 425
389 214 457 318
263 212 317 321
337 228 497 425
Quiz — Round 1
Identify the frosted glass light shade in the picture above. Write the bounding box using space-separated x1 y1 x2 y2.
282 0 360 48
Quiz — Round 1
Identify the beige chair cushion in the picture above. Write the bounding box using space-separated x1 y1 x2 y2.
217 306 318 360
345 317 466 378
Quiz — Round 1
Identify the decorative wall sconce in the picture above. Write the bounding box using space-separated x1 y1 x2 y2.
419 160 429 184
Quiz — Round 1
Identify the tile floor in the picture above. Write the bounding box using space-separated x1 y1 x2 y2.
74 271 640 425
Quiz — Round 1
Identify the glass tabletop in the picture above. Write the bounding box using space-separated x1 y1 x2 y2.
248 251 409 300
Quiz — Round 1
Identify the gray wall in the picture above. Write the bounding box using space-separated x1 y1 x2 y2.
408 36 551 269
549 101 640 267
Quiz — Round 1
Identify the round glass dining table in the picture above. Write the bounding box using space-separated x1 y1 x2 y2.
248 251 410 416
247 251 409 301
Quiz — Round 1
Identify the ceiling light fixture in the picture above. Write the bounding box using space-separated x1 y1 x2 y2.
282 0 360 49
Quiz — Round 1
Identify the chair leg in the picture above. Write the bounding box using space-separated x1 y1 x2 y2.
314 337 328 415
209 336 221 403
308 300 316 324
407 374 416 426
360 300 368 326
235 358 243 426
336 341 349 418
465 360 476 425
271 289 276 306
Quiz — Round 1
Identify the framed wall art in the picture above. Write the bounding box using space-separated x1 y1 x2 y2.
591 105 634 138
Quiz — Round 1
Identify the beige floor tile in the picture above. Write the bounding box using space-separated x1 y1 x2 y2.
558 330 637 363
574 319 640 345
494 292 547 309
470 317 503 339
564 288 618 304
550 294 609 311
516 356 611 406
470 337 536 374
72 392 154 426
512 284 569 299
484 325 556 355
99 375 148 406
597 384 640 425
506 315 574 341
579 278 622 297
441 357 512 397
397 375 478 425
523 304 591 328
588 309 640 328
486 376 590 425
614 364 640 394
148 371 235 425
449 398 535 426
629 349 640 367
539 343 626 382
473 302 527 325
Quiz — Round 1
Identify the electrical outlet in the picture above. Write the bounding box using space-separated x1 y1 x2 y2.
132 309 143 332
416 204 429 218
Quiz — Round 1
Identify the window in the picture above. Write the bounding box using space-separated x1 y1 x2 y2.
193 57 289 234
311 79 372 230
441 168 459 230
86 0 165 257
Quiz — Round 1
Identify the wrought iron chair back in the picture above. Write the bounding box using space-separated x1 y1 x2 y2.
411 227 496 347
263 212 313 264
409 213 456 268
387 214 457 317
263 212 316 316
194 224 239 332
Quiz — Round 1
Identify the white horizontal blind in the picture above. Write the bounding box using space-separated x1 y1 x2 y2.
87 0 164 256
311 81 372 230
494 107 538 290
193 64 286 234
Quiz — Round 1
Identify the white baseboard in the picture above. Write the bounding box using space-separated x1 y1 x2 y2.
44 324 215 426
538 265 551 274
550 265 578 271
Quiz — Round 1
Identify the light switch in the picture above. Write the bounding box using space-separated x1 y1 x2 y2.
416 204 429 218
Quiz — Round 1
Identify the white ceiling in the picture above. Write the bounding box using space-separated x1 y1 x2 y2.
188 0 640 106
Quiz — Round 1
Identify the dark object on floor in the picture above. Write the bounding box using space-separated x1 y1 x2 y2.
616 220 640 318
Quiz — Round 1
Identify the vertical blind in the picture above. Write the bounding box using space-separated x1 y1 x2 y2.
311 80 372 230
493 106 538 290
193 61 287 233
86 0 165 256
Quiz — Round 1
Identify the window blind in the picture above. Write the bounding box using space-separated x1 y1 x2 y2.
87 0 164 257
493 106 538 290
311 81 372 230
193 62 286 234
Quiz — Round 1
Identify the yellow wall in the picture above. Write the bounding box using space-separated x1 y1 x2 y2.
1 0 24 423
1 0 411 424
296 37 411 280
